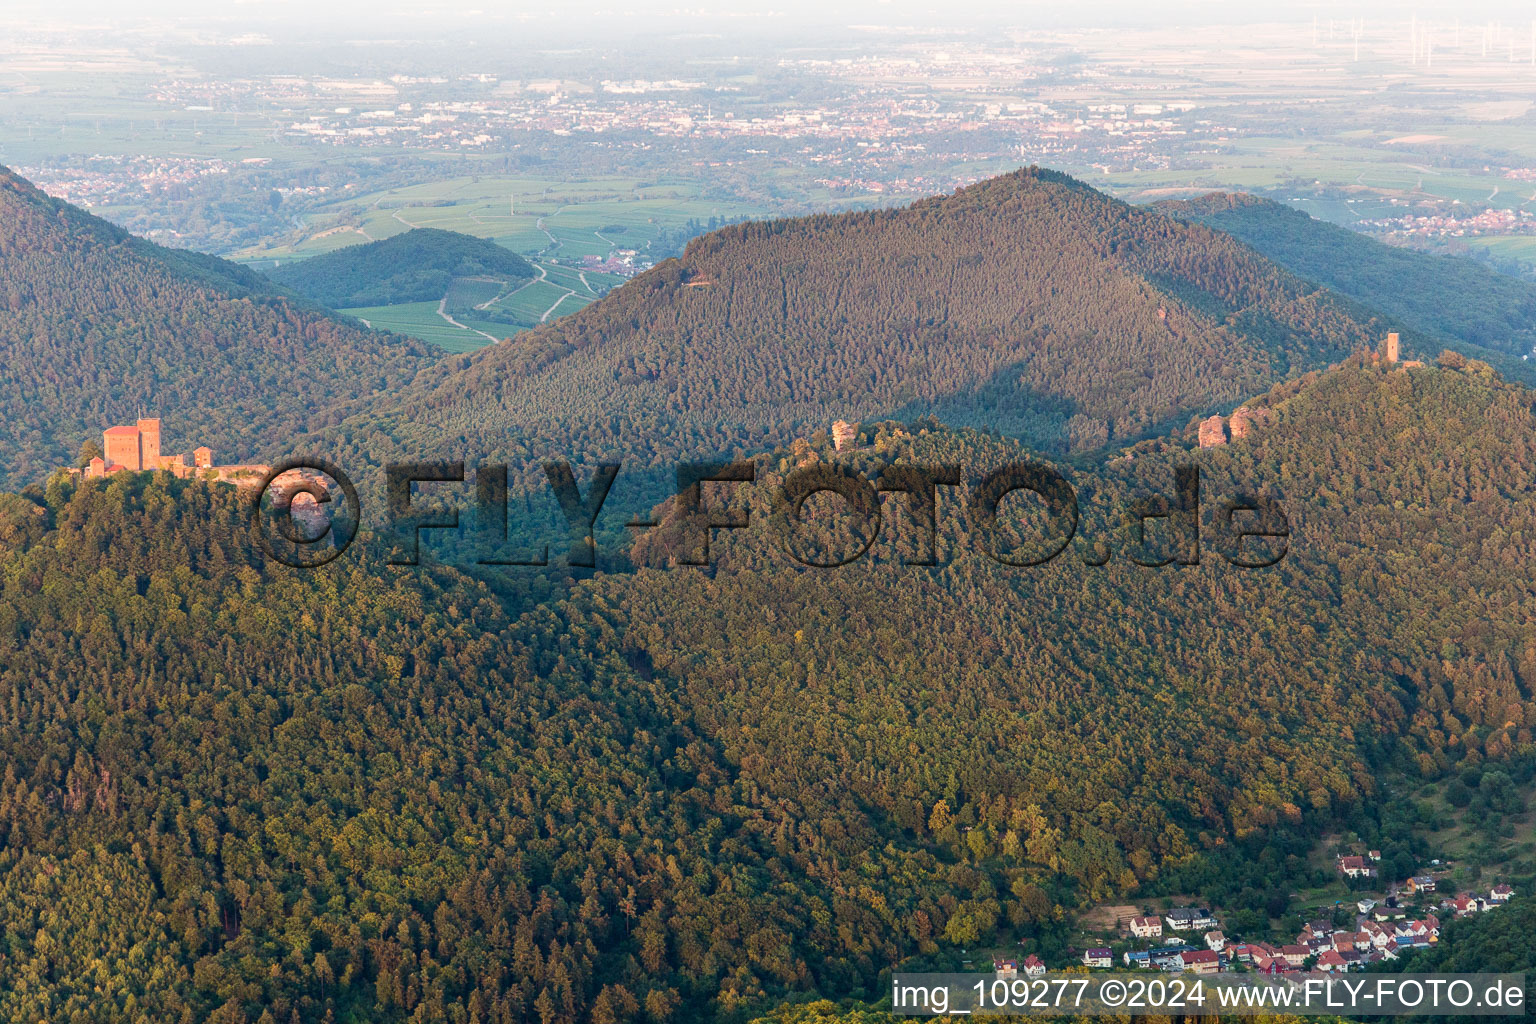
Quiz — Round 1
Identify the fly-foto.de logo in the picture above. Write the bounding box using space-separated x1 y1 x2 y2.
250 458 1290 570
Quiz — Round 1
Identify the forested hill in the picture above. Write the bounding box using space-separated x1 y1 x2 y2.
4 353 1534 1021
0 166 440 488
263 227 535 308
307 167 1398 484
1152 191 1536 357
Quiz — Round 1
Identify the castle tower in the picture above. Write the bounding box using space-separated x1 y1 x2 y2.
103 424 141 470
1382 332 1400 363
136 417 161 468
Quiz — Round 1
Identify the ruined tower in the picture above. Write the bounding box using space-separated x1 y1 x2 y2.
1382 332 1400 364
1228 406 1273 442
1197 414 1228 448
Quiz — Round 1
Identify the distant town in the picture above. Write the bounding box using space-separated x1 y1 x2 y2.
8 15 1536 282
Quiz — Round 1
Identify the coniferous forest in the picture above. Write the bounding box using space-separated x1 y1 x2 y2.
1 163 1535 1022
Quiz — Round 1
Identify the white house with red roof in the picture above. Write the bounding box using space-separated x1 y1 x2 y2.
1442 894 1482 917
1337 855 1376 879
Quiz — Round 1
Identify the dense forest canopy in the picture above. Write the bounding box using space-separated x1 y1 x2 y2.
0 166 440 490
2 353 1534 1022
4 164 1536 1021
263 227 535 309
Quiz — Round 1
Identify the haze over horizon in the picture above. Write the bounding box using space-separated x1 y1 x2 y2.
8 0 1536 37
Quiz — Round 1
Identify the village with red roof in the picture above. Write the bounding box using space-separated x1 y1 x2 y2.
993 854 1515 977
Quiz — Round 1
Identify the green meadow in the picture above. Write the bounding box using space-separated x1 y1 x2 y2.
333 257 627 352
338 300 506 354
234 174 766 265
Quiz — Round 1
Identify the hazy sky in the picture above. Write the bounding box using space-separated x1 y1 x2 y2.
13 0 1536 36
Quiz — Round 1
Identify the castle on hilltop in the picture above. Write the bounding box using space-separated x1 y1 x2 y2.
1198 333 1425 449
1376 331 1424 368
76 418 269 485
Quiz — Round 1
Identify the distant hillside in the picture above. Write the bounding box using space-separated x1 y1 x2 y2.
310 167 1402 490
263 227 535 308
0 166 438 488
1153 192 1536 357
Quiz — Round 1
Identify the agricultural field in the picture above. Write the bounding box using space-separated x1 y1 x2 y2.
336 259 629 352
443 276 508 311
338 300 505 354
223 173 769 351
235 173 655 350
232 174 772 266
1098 127 1536 229
491 277 579 325
1465 235 1536 264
